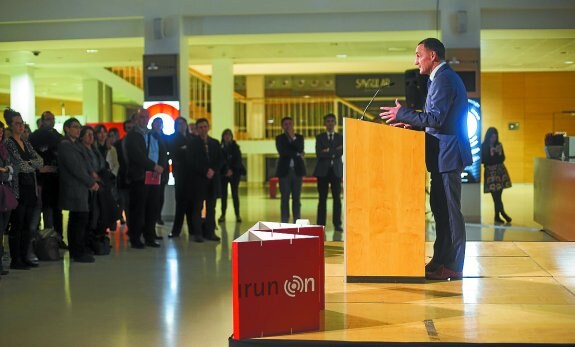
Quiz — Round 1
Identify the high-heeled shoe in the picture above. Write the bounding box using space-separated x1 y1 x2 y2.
501 213 512 224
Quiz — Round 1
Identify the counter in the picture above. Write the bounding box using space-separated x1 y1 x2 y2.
534 158 575 241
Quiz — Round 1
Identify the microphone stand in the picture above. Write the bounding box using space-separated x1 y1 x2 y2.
360 82 394 121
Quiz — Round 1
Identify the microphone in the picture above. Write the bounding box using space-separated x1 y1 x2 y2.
360 82 395 121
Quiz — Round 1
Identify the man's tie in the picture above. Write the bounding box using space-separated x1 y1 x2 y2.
328 133 333 142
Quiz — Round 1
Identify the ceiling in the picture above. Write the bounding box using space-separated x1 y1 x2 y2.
0 29 574 104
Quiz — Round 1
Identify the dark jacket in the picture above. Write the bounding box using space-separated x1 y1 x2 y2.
313 132 343 178
169 132 191 181
481 143 505 166
124 127 166 183
397 63 472 173
58 138 96 212
275 132 306 177
186 135 224 198
221 141 244 177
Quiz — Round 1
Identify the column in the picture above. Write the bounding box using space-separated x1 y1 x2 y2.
245 75 266 183
210 58 234 140
10 67 35 126
83 79 103 123
143 14 189 120
439 0 481 223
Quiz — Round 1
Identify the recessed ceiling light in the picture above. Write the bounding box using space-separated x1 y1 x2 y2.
564 61 574 64
86 49 98 53
388 47 406 52
336 54 347 59
26 62 35 66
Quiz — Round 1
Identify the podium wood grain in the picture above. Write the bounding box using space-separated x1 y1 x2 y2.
344 118 426 280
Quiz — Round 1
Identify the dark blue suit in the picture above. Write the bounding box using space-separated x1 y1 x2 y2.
397 63 472 272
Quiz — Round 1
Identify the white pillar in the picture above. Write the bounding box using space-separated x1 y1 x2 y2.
83 79 102 123
246 75 265 139
439 0 480 49
10 67 35 126
211 58 234 140
143 14 189 119
245 75 266 183
439 0 482 223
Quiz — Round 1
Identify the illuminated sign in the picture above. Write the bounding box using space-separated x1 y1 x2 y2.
462 99 481 183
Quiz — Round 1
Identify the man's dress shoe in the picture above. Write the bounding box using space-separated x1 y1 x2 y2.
425 265 463 280
145 241 161 248
425 261 440 273
131 241 146 249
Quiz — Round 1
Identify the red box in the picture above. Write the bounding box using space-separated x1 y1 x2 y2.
232 230 321 340
248 222 325 309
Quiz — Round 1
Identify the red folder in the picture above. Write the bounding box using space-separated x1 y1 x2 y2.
144 171 161 185
232 230 321 340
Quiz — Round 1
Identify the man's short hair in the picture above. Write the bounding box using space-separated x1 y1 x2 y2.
324 113 336 122
281 116 292 126
196 118 209 126
419 38 445 61
122 119 133 131
63 117 80 130
41 111 54 120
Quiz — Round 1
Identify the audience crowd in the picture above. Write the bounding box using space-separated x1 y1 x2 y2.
0 106 343 277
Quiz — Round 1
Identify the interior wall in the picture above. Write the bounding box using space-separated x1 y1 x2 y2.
481 72 575 183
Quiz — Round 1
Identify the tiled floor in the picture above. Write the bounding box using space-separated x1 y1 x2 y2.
0 184 574 346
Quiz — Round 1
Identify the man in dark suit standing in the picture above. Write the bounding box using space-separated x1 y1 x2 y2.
124 108 165 249
313 113 343 239
275 116 306 223
186 118 224 242
380 38 472 280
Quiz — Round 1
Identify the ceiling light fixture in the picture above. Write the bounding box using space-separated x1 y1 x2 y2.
336 54 347 59
564 61 574 64
86 49 98 53
147 62 159 71
448 56 460 65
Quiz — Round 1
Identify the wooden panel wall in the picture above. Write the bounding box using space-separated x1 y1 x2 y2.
481 72 575 183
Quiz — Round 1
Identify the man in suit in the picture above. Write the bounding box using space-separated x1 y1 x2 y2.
380 38 472 280
186 118 224 242
275 116 306 223
124 108 165 249
313 113 343 239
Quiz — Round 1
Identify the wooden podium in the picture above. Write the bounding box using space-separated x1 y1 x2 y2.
344 118 426 283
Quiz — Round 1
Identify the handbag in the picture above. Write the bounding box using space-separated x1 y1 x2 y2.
0 182 18 212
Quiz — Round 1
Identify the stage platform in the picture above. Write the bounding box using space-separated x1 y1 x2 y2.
230 241 575 346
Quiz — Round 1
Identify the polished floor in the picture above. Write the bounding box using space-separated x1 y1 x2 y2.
0 184 574 346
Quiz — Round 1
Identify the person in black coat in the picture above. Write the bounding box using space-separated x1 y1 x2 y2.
275 116 306 223
114 119 134 225
124 108 165 249
29 111 64 245
168 117 193 238
218 129 244 223
481 127 512 224
313 113 343 235
185 118 224 242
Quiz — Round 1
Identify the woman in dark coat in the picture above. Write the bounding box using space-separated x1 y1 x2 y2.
5 111 43 269
481 127 512 224
218 129 244 223
0 120 15 276
59 119 99 262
